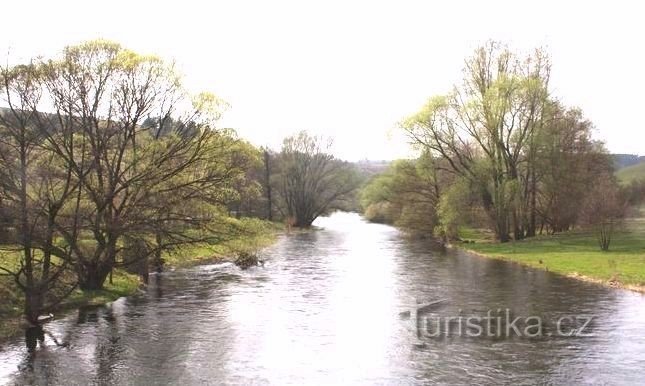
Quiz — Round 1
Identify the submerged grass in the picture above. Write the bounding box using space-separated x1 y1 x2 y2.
0 269 140 341
457 208 645 291
0 219 283 340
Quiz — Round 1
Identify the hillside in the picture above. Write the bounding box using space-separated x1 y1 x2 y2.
617 161 645 183
612 154 645 170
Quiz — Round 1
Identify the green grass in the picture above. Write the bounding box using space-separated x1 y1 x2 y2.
0 218 283 340
0 267 140 340
163 220 282 268
458 210 645 290
617 161 645 184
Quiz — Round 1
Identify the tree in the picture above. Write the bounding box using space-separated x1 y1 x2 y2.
402 42 550 242
535 102 613 234
262 147 274 221
581 177 625 251
37 41 233 290
0 64 78 323
359 152 463 238
1 40 248 293
275 131 358 227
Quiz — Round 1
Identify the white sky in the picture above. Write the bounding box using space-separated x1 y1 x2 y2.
1 0 643 161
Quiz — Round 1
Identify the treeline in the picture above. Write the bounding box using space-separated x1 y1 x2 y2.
361 42 644 246
232 132 361 226
0 40 357 323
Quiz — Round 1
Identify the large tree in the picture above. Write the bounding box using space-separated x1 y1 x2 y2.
535 101 613 233
400 42 618 243
0 64 78 323
0 40 251 298
275 131 358 227
402 42 551 242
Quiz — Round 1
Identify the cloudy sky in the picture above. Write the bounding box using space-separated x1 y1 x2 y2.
1 0 643 160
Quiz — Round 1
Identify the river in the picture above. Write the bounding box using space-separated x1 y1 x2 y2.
1 212 644 385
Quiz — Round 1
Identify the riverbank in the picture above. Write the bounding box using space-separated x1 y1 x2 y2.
0 270 141 341
162 219 283 269
455 213 645 293
0 219 283 341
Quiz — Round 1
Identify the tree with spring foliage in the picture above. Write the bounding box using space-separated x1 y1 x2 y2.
0 40 253 300
0 64 78 323
402 42 551 242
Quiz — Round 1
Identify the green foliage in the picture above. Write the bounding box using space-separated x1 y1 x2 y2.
360 155 446 237
400 41 615 242
359 171 395 223
363 201 395 224
161 217 280 268
0 38 280 325
436 177 471 239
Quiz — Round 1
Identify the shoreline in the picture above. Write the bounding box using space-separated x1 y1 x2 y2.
0 271 141 343
0 225 284 342
449 242 645 294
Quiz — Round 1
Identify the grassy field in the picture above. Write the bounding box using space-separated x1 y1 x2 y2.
617 161 645 184
457 208 645 291
0 219 283 340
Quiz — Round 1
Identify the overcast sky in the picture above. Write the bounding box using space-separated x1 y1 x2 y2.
1 0 643 160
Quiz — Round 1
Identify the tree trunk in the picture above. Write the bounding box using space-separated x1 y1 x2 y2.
263 149 273 221
512 210 524 241
153 231 165 273
527 167 537 237
24 291 42 324
78 264 112 291
496 215 510 243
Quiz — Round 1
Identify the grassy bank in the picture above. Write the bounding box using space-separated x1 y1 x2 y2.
0 219 282 340
0 269 140 341
163 219 283 269
456 210 645 292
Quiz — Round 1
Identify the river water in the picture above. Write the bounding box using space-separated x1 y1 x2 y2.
1 212 644 385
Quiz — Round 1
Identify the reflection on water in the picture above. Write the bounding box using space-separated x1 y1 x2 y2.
1 212 644 384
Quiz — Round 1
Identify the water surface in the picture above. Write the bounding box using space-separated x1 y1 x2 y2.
1 212 644 384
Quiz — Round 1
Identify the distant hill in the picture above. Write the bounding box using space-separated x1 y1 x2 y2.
612 154 645 170
352 160 390 179
617 161 645 184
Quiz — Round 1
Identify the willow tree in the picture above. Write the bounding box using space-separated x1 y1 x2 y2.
276 131 357 227
0 40 240 291
402 42 550 242
0 64 78 323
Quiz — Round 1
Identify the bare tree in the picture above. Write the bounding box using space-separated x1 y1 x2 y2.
1 40 248 293
276 131 358 227
536 102 613 234
0 64 77 323
581 177 626 251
